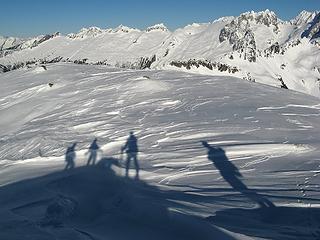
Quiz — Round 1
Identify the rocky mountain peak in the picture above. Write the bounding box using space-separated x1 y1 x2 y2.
291 10 319 25
239 9 281 27
146 23 169 32
218 9 283 62
68 27 104 39
112 25 139 33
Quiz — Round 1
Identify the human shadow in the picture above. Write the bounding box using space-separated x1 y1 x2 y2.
0 158 236 240
65 142 77 170
121 131 140 179
97 157 120 170
201 141 274 208
86 138 101 166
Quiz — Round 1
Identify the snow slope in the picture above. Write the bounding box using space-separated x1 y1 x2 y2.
1 63 320 239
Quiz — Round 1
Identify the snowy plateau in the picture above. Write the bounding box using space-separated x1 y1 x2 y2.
0 9 320 240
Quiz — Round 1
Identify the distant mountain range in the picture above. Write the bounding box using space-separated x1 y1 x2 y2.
1 10 320 97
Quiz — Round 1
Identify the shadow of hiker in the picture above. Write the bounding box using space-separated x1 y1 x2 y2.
201 141 274 208
86 138 101 166
97 157 120 171
121 131 140 179
65 143 77 170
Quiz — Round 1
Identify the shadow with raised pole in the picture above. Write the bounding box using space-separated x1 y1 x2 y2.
201 140 274 208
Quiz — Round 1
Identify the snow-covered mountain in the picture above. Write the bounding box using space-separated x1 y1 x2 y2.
0 36 24 51
0 10 320 97
290 10 318 25
0 33 60 57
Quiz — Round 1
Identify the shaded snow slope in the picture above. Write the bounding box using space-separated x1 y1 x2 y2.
0 166 236 240
1 64 320 239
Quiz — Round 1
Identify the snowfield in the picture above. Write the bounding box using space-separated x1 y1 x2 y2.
0 63 320 239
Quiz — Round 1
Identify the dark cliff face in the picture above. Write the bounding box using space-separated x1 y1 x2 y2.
219 10 281 62
301 13 320 40
170 59 239 74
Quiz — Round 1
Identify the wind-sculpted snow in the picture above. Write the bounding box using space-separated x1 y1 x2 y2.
0 64 320 239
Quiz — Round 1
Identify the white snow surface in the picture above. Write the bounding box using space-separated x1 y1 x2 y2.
0 63 320 239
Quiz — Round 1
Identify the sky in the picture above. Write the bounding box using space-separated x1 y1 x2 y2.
0 0 319 37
